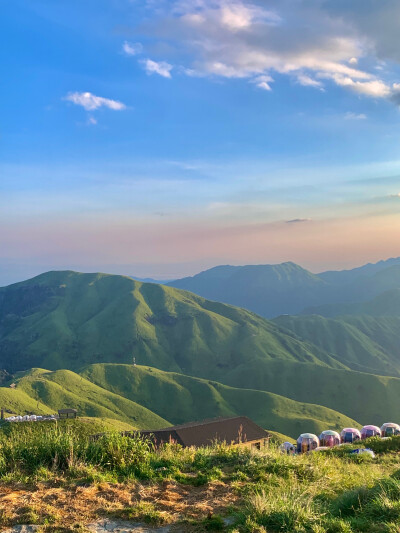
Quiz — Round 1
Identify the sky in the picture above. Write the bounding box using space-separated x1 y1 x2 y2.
1 0 400 285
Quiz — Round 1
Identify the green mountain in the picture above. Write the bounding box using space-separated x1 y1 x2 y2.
223 358 400 426
10 368 169 429
2 269 400 436
0 364 358 438
0 270 343 375
274 314 400 377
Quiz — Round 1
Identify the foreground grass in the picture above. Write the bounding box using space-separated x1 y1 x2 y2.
1 423 400 532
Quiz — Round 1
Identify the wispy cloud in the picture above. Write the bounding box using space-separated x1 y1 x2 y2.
344 112 367 120
253 75 274 91
296 74 324 90
122 41 143 56
141 59 173 78
64 92 126 111
286 218 312 224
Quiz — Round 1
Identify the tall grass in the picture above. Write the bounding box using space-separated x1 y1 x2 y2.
1 423 400 531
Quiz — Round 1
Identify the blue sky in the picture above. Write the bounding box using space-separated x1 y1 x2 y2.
1 0 400 284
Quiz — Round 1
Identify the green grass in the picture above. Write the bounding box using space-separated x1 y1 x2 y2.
11 368 169 429
274 314 400 377
79 363 359 438
1 423 400 532
0 364 358 438
0 270 345 375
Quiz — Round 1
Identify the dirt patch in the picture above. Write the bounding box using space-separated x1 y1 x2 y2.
0 480 240 531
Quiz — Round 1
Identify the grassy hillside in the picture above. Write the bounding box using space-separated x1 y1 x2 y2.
80 364 358 438
274 314 400 377
10 368 169 429
1 422 400 532
0 364 359 439
223 359 400 426
0 270 344 375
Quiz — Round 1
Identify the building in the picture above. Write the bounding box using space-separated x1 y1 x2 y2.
136 416 269 449
58 408 77 419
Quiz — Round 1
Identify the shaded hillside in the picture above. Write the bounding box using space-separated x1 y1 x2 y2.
274 314 400 377
79 364 359 438
223 359 400 426
319 256 400 285
168 262 330 318
303 288 400 318
0 270 342 375
168 261 400 318
10 368 169 429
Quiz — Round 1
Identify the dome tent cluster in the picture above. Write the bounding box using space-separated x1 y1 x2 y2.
281 422 400 454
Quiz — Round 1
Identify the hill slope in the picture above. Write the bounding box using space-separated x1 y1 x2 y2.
80 363 359 438
0 270 343 375
274 314 400 377
11 368 169 429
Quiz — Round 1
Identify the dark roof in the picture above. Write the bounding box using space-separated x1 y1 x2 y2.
58 408 77 413
138 416 268 447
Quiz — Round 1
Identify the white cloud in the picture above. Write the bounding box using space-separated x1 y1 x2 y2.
220 2 279 31
253 74 274 91
122 41 143 56
141 59 173 78
138 0 400 102
87 116 98 125
344 112 367 120
65 92 126 111
296 74 324 89
330 76 392 98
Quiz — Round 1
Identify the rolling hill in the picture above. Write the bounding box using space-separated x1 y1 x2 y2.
10 368 169 429
0 270 344 375
1 364 359 438
274 313 400 377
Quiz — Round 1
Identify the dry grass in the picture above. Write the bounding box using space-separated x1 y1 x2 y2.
0 479 240 531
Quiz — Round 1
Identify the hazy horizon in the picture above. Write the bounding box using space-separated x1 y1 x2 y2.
2 1 400 284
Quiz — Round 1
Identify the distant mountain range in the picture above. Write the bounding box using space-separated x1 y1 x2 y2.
1 259 400 436
168 258 400 318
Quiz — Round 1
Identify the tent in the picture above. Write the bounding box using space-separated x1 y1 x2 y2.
380 422 400 437
280 441 295 454
361 425 381 439
297 433 319 453
340 428 361 444
319 430 340 447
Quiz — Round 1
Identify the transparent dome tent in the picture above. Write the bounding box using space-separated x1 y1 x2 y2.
319 430 340 447
297 433 319 453
340 428 361 444
361 425 381 439
380 423 400 437
280 441 296 454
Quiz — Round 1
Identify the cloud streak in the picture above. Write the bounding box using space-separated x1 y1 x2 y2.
141 59 173 78
65 92 126 111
